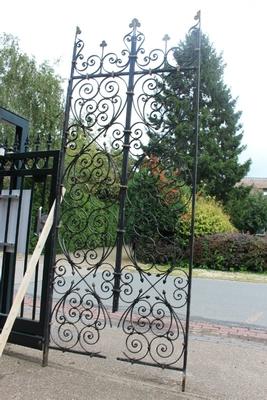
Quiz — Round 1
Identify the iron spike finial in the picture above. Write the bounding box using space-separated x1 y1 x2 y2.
163 34 170 53
76 26 82 35
194 10 201 21
129 18 141 31
100 40 107 48
162 34 170 42
100 40 107 67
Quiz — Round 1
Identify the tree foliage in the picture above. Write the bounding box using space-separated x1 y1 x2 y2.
125 156 191 263
59 132 125 251
0 33 64 148
225 187 267 234
149 32 250 203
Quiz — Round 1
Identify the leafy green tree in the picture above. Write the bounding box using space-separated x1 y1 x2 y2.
225 187 267 234
149 32 250 203
59 131 121 251
0 33 63 148
125 156 189 264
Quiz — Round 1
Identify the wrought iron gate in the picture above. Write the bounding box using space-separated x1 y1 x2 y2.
51 15 201 389
0 108 63 366
0 148 59 354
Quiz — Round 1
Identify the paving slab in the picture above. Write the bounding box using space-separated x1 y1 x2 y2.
0 330 266 400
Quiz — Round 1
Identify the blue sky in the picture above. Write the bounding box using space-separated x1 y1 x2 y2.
1 0 266 177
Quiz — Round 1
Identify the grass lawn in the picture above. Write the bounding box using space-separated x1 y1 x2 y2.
143 263 267 284
191 268 267 283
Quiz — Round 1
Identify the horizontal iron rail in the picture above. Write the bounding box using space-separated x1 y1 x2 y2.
0 150 60 177
0 150 60 160
117 357 184 371
49 346 107 359
0 242 15 248
0 194 20 199
72 65 196 80
0 168 57 177
1 330 44 350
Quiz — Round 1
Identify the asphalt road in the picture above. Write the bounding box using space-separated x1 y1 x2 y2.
51 269 267 328
10 254 267 328
190 278 267 328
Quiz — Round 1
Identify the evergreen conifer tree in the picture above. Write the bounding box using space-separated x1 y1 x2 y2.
148 33 250 203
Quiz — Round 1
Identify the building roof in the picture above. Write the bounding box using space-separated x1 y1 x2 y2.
240 177 267 190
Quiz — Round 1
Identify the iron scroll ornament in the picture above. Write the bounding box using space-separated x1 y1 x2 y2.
50 14 201 387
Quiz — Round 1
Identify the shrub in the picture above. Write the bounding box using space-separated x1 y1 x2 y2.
193 233 267 272
178 196 236 244
125 162 188 264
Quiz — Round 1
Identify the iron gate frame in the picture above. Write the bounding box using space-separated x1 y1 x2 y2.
0 148 60 363
51 13 201 390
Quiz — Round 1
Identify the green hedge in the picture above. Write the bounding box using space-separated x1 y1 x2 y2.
193 233 267 272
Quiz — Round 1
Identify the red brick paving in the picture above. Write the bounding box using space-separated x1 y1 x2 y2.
189 320 267 342
22 294 267 343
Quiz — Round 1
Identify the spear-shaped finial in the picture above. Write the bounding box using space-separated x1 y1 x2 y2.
76 26 82 35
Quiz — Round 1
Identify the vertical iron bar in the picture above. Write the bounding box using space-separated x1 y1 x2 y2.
20 176 35 317
10 173 25 313
0 179 14 313
182 11 201 392
32 163 49 321
112 24 138 313
32 256 39 320
0 175 3 291
1 119 29 314
0 175 7 311
16 122 28 153
42 28 80 367
32 261 39 319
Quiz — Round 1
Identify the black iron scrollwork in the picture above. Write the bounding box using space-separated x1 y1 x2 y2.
51 14 201 378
